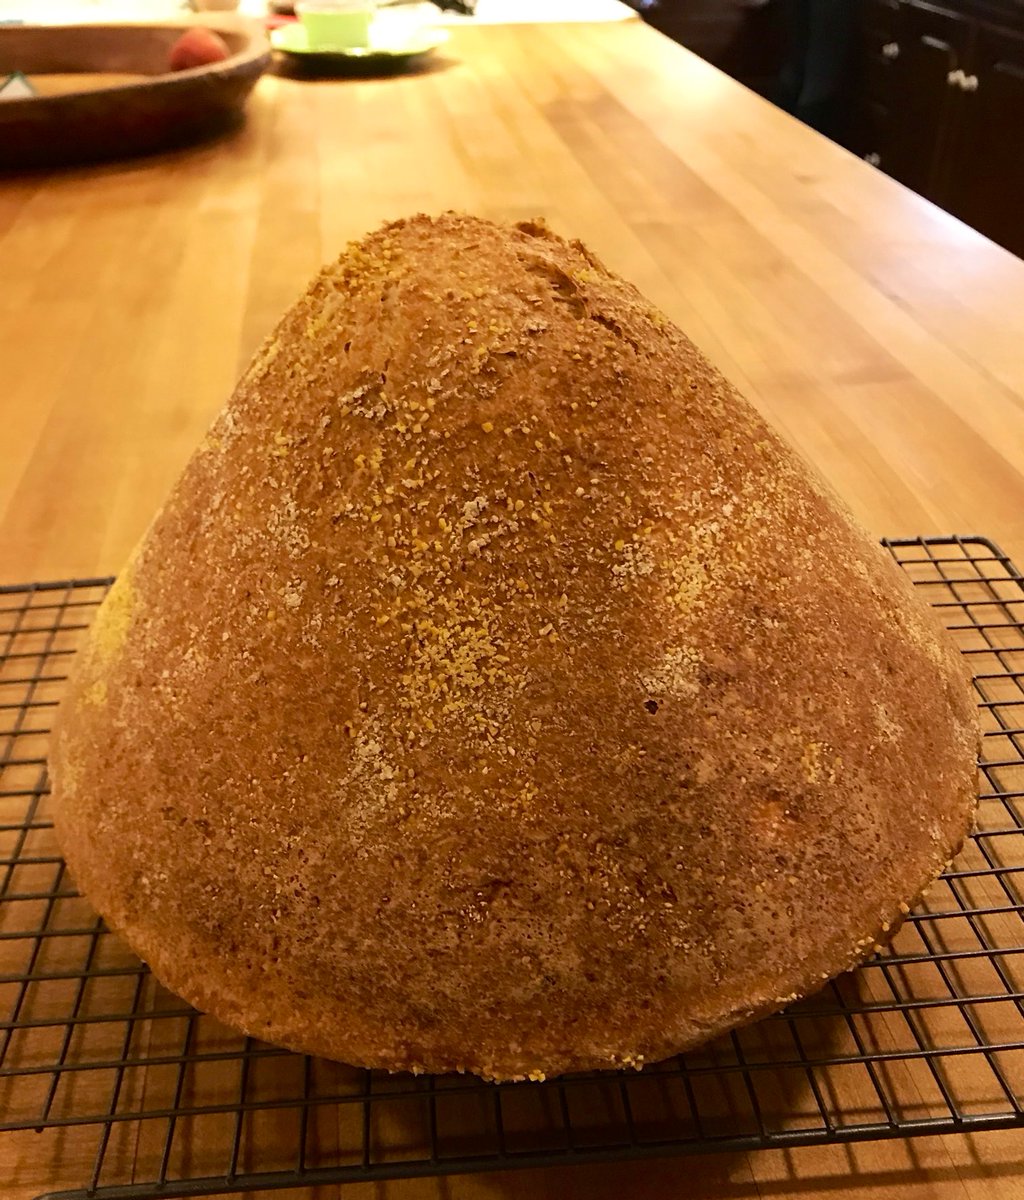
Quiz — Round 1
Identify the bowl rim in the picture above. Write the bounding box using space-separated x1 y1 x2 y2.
0 21 272 108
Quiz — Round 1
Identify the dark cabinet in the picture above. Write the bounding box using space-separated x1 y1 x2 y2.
942 23 1024 254
851 0 902 170
886 4 971 195
852 0 1024 258
641 0 787 94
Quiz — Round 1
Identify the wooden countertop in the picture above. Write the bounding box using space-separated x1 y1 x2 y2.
4 16 1024 1200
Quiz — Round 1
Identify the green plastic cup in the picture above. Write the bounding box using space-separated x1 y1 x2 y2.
296 0 376 50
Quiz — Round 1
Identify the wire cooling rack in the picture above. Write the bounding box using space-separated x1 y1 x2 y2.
1 534 1023 1199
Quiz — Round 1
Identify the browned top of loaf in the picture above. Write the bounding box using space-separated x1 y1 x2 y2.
51 213 978 1080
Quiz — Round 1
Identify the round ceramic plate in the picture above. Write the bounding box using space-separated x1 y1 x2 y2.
270 21 447 71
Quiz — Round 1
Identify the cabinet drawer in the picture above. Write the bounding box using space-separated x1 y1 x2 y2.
849 97 897 167
942 18 1024 256
857 0 903 103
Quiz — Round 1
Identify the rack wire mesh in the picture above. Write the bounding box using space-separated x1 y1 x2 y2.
1 534 1023 1199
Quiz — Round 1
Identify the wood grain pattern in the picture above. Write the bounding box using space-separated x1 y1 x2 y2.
3 16 1024 1200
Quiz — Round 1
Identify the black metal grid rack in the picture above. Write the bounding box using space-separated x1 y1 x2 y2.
2 535 1023 1199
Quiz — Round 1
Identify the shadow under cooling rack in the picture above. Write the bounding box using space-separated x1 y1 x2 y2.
1 535 1024 1199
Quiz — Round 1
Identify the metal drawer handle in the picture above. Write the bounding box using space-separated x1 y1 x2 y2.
947 68 965 87
961 73 979 92
881 41 900 59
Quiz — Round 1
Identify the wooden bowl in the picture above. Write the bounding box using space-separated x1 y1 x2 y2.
0 23 271 170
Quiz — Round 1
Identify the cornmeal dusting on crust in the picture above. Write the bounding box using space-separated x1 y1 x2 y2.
639 646 702 702
50 213 979 1082
84 563 135 668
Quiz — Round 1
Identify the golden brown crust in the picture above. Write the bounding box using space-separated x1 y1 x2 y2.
50 213 979 1080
